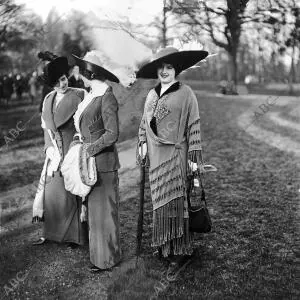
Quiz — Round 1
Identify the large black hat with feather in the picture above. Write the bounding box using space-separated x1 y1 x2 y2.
38 51 69 87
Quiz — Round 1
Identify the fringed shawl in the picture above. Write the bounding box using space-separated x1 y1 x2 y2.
138 82 203 256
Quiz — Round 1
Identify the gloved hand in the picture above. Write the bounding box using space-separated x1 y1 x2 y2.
188 160 198 172
46 146 61 176
188 160 206 173
138 142 147 159
46 146 55 160
80 203 88 223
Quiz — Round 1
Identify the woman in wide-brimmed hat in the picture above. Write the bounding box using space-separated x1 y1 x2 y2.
136 46 208 271
72 51 122 272
32 55 88 247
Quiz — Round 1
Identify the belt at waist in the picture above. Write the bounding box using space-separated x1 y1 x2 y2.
100 145 115 153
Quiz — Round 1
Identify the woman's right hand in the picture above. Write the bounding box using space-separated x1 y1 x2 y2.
46 146 55 160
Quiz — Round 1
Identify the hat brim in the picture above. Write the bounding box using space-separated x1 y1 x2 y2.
72 55 119 83
136 50 209 79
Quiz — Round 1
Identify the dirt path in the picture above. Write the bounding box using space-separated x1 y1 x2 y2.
237 101 300 158
236 99 300 241
268 111 300 132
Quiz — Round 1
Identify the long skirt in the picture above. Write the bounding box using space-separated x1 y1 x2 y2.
87 171 121 269
44 171 88 244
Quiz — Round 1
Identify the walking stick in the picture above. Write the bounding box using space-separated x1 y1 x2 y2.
136 147 146 260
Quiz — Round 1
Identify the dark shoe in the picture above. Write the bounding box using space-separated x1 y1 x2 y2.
166 256 192 281
152 248 163 260
67 242 79 249
166 262 179 281
32 237 46 245
89 265 109 273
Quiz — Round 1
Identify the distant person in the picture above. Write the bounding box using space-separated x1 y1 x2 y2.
136 47 208 275
3 73 14 105
28 71 37 103
32 55 87 247
15 74 24 100
68 65 85 89
0 75 3 103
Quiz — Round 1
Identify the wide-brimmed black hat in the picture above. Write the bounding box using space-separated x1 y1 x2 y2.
136 47 208 79
45 56 69 86
72 52 119 83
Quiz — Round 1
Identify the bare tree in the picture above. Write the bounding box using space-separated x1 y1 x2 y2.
171 0 290 93
171 0 253 92
0 0 22 53
277 1 300 94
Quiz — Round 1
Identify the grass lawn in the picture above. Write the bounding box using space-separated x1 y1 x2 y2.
0 86 299 299
107 92 299 300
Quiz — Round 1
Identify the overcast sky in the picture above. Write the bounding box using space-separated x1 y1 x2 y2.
16 0 163 23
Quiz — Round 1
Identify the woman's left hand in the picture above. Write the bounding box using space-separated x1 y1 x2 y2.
188 160 205 174
188 160 198 172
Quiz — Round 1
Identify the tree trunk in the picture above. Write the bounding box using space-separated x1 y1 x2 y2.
162 0 168 47
288 45 296 95
228 52 238 94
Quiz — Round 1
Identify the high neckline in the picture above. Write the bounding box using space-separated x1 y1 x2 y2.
90 80 109 96
154 81 181 98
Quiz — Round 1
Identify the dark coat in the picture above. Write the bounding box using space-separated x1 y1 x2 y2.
42 87 85 157
78 86 120 172
41 87 87 245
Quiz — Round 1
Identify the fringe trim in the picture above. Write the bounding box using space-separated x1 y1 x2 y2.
32 215 45 223
152 197 193 257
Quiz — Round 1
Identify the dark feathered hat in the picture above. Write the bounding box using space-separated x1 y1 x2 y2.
44 57 69 87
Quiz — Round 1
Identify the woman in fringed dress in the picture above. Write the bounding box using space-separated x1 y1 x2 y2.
136 47 208 272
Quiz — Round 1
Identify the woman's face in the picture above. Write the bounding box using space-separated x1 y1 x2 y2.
54 74 68 93
157 63 176 84
73 66 80 76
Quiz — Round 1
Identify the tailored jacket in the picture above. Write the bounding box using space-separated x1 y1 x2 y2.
42 87 85 158
79 86 120 172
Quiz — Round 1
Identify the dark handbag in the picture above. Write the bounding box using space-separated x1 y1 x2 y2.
187 173 212 233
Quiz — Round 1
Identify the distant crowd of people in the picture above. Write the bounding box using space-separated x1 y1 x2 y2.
0 72 39 105
0 65 88 108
